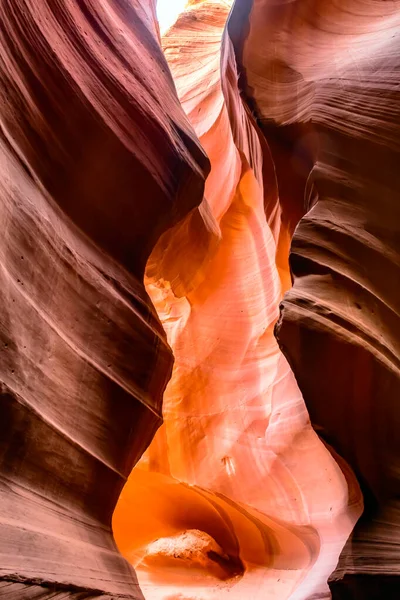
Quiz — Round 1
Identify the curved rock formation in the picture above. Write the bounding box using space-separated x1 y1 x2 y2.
113 2 362 598
0 0 208 597
227 0 400 596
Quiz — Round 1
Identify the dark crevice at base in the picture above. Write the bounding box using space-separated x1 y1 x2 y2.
206 550 245 579
329 575 400 600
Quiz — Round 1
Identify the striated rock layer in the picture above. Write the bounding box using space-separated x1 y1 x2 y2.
113 2 362 599
0 0 208 597
227 0 400 596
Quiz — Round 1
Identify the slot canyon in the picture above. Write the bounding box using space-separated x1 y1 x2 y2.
0 1 399 599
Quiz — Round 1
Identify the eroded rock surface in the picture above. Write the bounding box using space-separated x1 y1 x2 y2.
228 0 400 596
0 0 207 597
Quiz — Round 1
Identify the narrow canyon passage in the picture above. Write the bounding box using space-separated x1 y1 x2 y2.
1 1 399 599
113 2 362 599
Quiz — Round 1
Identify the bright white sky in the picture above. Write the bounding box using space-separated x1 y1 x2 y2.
156 0 187 34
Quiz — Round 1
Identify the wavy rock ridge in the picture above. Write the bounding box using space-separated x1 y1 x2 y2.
228 0 400 596
0 0 207 597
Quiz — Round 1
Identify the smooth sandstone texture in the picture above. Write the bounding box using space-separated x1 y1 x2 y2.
0 0 208 597
228 0 400 596
1 0 399 599
113 3 362 599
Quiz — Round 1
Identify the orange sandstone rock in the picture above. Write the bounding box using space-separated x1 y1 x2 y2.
113 3 362 599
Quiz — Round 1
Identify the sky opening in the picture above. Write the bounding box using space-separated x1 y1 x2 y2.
156 0 187 34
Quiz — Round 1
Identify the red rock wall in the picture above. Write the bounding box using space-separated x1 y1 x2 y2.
0 0 208 597
228 0 400 595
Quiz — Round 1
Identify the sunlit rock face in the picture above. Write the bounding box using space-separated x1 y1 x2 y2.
113 2 362 599
0 0 208 597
